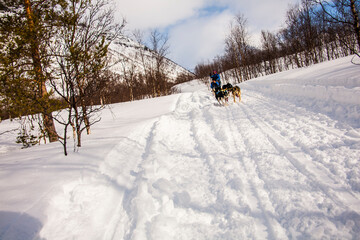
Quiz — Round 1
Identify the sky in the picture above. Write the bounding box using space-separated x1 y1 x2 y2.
114 0 301 71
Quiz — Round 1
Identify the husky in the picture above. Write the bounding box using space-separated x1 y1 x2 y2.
213 86 229 106
222 83 241 103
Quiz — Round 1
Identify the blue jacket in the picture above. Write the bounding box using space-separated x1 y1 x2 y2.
211 73 221 87
210 81 220 90
211 73 220 81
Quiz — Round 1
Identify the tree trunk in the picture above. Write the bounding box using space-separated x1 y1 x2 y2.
82 105 91 135
350 0 360 52
24 0 58 142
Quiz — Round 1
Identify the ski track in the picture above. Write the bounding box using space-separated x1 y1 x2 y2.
234 90 360 239
224 101 290 239
252 90 360 193
246 90 360 202
41 88 360 240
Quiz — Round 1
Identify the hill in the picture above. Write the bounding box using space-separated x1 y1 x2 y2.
109 35 194 82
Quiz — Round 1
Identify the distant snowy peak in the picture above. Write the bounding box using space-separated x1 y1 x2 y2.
109 35 193 82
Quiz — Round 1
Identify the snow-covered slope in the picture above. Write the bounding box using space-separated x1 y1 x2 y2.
240 56 360 128
109 36 193 81
0 56 359 239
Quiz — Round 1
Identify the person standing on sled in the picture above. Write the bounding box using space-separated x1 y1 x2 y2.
210 70 221 87
210 78 220 97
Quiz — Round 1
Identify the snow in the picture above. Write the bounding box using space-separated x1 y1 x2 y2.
109 37 192 82
1 55 360 239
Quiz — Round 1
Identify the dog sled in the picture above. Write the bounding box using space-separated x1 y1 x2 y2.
212 83 241 106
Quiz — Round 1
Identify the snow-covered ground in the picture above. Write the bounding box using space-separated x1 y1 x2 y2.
0 56 360 239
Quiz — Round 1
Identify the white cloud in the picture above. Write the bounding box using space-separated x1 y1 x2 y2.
115 0 206 30
233 0 299 30
114 0 301 70
168 11 233 70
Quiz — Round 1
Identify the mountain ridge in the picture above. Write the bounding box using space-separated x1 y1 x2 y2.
109 35 194 82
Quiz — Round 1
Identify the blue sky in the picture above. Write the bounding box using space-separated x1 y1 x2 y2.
115 0 300 71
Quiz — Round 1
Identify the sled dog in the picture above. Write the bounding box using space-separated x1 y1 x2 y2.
222 83 241 103
213 87 229 106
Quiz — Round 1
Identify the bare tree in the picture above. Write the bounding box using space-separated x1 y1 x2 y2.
50 0 125 154
120 59 137 101
313 0 360 58
148 29 170 96
225 35 242 83
261 30 280 74
225 14 251 81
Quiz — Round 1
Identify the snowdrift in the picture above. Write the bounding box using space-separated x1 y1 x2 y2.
241 56 360 128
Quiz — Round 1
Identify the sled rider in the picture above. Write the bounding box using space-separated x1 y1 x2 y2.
210 78 221 98
210 78 220 90
210 70 221 87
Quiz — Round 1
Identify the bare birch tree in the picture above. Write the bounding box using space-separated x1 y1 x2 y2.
50 0 125 154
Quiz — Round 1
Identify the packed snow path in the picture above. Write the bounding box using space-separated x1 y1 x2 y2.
39 86 360 239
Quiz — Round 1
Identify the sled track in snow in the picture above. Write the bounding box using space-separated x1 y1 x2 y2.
232 90 360 238
188 92 270 239
241 91 360 210
179 91 289 239
104 89 360 239
64 89 360 240
248 91 349 139
224 105 288 239
110 91 295 239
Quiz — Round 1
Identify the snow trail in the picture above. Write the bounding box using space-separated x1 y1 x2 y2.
245 89 360 203
100 88 359 239
233 89 360 239
39 82 360 239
